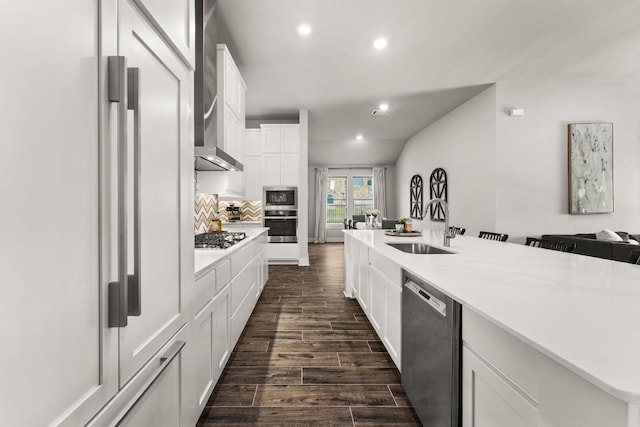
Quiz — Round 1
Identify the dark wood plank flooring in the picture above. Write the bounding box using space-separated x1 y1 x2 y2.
197 242 422 427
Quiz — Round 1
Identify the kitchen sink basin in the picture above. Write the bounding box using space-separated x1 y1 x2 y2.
387 243 455 255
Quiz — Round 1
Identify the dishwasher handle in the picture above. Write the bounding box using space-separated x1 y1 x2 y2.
405 280 447 317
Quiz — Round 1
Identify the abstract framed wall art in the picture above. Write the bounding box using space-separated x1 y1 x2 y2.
568 123 613 214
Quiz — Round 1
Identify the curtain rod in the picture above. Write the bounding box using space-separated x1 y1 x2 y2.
313 166 387 170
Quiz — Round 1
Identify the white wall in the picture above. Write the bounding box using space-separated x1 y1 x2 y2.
495 82 640 241
394 82 640 242
395 85 497 236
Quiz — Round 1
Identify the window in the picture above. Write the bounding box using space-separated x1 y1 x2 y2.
352 176 373 215
327 176 347 224
325 171 373 225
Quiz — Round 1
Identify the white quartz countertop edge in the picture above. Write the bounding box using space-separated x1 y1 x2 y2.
344 229 640 404
194 228 268 279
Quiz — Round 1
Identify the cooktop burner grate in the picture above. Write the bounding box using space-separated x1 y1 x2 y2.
195 232 247 249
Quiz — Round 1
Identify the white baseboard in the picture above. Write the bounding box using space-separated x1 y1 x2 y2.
298 257 310 266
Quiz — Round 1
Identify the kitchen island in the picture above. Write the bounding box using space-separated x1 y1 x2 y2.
343 229 640 427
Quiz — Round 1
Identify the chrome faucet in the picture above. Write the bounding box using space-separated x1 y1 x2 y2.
422 198 455 247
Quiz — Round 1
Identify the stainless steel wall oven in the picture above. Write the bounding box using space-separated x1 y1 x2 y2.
263 186 298 243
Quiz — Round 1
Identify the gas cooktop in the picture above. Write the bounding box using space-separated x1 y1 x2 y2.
195 232 247 249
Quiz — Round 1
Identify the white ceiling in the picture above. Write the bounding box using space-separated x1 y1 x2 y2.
217 0 640 166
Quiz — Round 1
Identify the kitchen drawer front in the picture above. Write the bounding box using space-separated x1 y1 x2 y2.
117 350 181 427
369 249 402 289
216 259 231 293
87 326 187 426
231 243 256 279
462 308 540 401
230 256 257 317
230 281 257 349
195 268 216 302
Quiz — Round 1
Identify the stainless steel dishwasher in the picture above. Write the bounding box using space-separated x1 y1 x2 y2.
402 271 461 427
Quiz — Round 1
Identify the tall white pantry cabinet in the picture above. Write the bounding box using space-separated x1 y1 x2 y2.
0 0 194 426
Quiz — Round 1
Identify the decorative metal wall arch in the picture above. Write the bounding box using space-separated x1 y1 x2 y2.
409 174 423 219
429 168 448 222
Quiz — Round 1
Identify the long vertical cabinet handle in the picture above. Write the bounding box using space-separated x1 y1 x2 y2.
127 67 142 317
108 56 129 328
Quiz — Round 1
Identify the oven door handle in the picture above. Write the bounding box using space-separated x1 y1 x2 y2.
264 216 298 220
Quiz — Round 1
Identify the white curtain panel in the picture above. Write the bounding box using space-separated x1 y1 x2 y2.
373 167 387 218
313 167 328 243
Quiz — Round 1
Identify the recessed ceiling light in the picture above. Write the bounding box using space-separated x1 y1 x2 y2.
297 24 312 36
356 134 363 140
373 37 388 50
206 156 214 161
379 103 389 111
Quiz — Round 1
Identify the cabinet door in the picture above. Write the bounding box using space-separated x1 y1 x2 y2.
280 153 299 185
193 298 215 409
0 1 116 425
281 126 300 152
262 127 282 152
356 244 370 313
263 153 281 185
135 0 195 67
118 0 189 385
462 347 539 427
368 266 386 333
384 282 402 368
213 285 231 379
224 53 240 117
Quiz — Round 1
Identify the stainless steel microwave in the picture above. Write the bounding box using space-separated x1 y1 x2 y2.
263 186 297 209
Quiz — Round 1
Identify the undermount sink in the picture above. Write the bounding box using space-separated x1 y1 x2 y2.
387 243 455 255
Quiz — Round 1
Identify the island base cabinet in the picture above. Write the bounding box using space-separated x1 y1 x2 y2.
463 308 636 427
462 347 539 427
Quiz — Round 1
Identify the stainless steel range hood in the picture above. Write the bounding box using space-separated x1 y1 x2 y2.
194 0 243 172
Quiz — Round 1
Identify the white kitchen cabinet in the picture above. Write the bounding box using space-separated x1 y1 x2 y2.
1 1 109 425
367 259 402 369
260 124 300 186
355 241 370 313
1 0 192 424
245 129 263 200
134 0 195 67
116 335 185 427
368 266 385 333
384 281 402 366
115 0 190 386
217 44 246 163
230 255 259 348
462 347 539 427
212 284 231 376
263 153 282 186
191 280 230 415
462 307 632 427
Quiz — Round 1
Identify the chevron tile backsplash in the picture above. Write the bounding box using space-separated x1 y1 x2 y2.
195 194 262 234
218 200 262 222
195 193 218 234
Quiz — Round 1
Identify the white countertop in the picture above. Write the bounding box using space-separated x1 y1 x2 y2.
194 228 268 278
344 229 640 404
